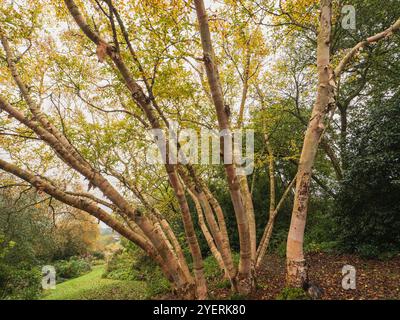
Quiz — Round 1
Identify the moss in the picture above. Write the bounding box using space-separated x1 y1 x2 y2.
229 292 248 300
215 279 231 289
276 287 310 300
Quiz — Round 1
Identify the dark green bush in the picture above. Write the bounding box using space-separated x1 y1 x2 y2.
91 251 105 260
354 244 398 260
215 279 231 289
229 292 248 300
54 257 91 280
131 249 170 297
336 95 400 256
356 244 380 259
0 264 42 300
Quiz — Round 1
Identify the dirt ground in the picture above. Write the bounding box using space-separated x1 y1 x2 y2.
217 253 400 300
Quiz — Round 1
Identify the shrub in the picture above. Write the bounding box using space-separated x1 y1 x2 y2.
70 281 147 300
0 264 42 300
91 251 105 260
103 247 170 298
105 267 139 281
355 244 378 259
54 257 91 280
203 252 240 282
91 258 105 266
131 250 170 297
305 241 338 254
145 268 171 297
335 95 400 255
229 292 248 300
103 250 138 281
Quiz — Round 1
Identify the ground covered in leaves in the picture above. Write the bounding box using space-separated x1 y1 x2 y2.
162 253 400 300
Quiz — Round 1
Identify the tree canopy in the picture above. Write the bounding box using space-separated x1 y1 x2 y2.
0 0 399 299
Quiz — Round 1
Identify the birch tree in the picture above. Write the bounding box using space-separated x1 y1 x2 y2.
285 0 400 287
0 0 399 298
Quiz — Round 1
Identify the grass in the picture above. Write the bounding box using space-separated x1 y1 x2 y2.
42 265 147 300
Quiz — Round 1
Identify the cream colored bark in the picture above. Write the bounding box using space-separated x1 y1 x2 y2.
150 214 193 285
158 216 193 284
239 176 256 262
286 0 334 287
236 43 256 264
237 46 251 127
166 166 208 299
286 1 400 288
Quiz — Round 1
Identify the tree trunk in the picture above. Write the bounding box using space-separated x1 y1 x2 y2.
186 187 227 274
239 176 256 263
286 0 334 287
179 167 237 288
193 0 254 294
236 42 256 265
256 175 296 269
167 166 208 299
186 164 232 258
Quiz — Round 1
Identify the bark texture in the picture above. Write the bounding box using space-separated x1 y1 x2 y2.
286 0 334 287
286 2 400 288
193 0 254 293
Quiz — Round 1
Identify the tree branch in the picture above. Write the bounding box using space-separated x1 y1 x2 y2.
334 18 400 79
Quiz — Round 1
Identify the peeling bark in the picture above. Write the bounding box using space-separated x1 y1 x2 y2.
285 2 400 288
193 0 254 294
286 0 333 287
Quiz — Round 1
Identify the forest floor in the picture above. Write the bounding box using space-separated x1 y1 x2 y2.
42 265 147 300
42 254 400 300
207 252 400 300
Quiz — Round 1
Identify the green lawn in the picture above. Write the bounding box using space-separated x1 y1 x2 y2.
42 265 147 300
